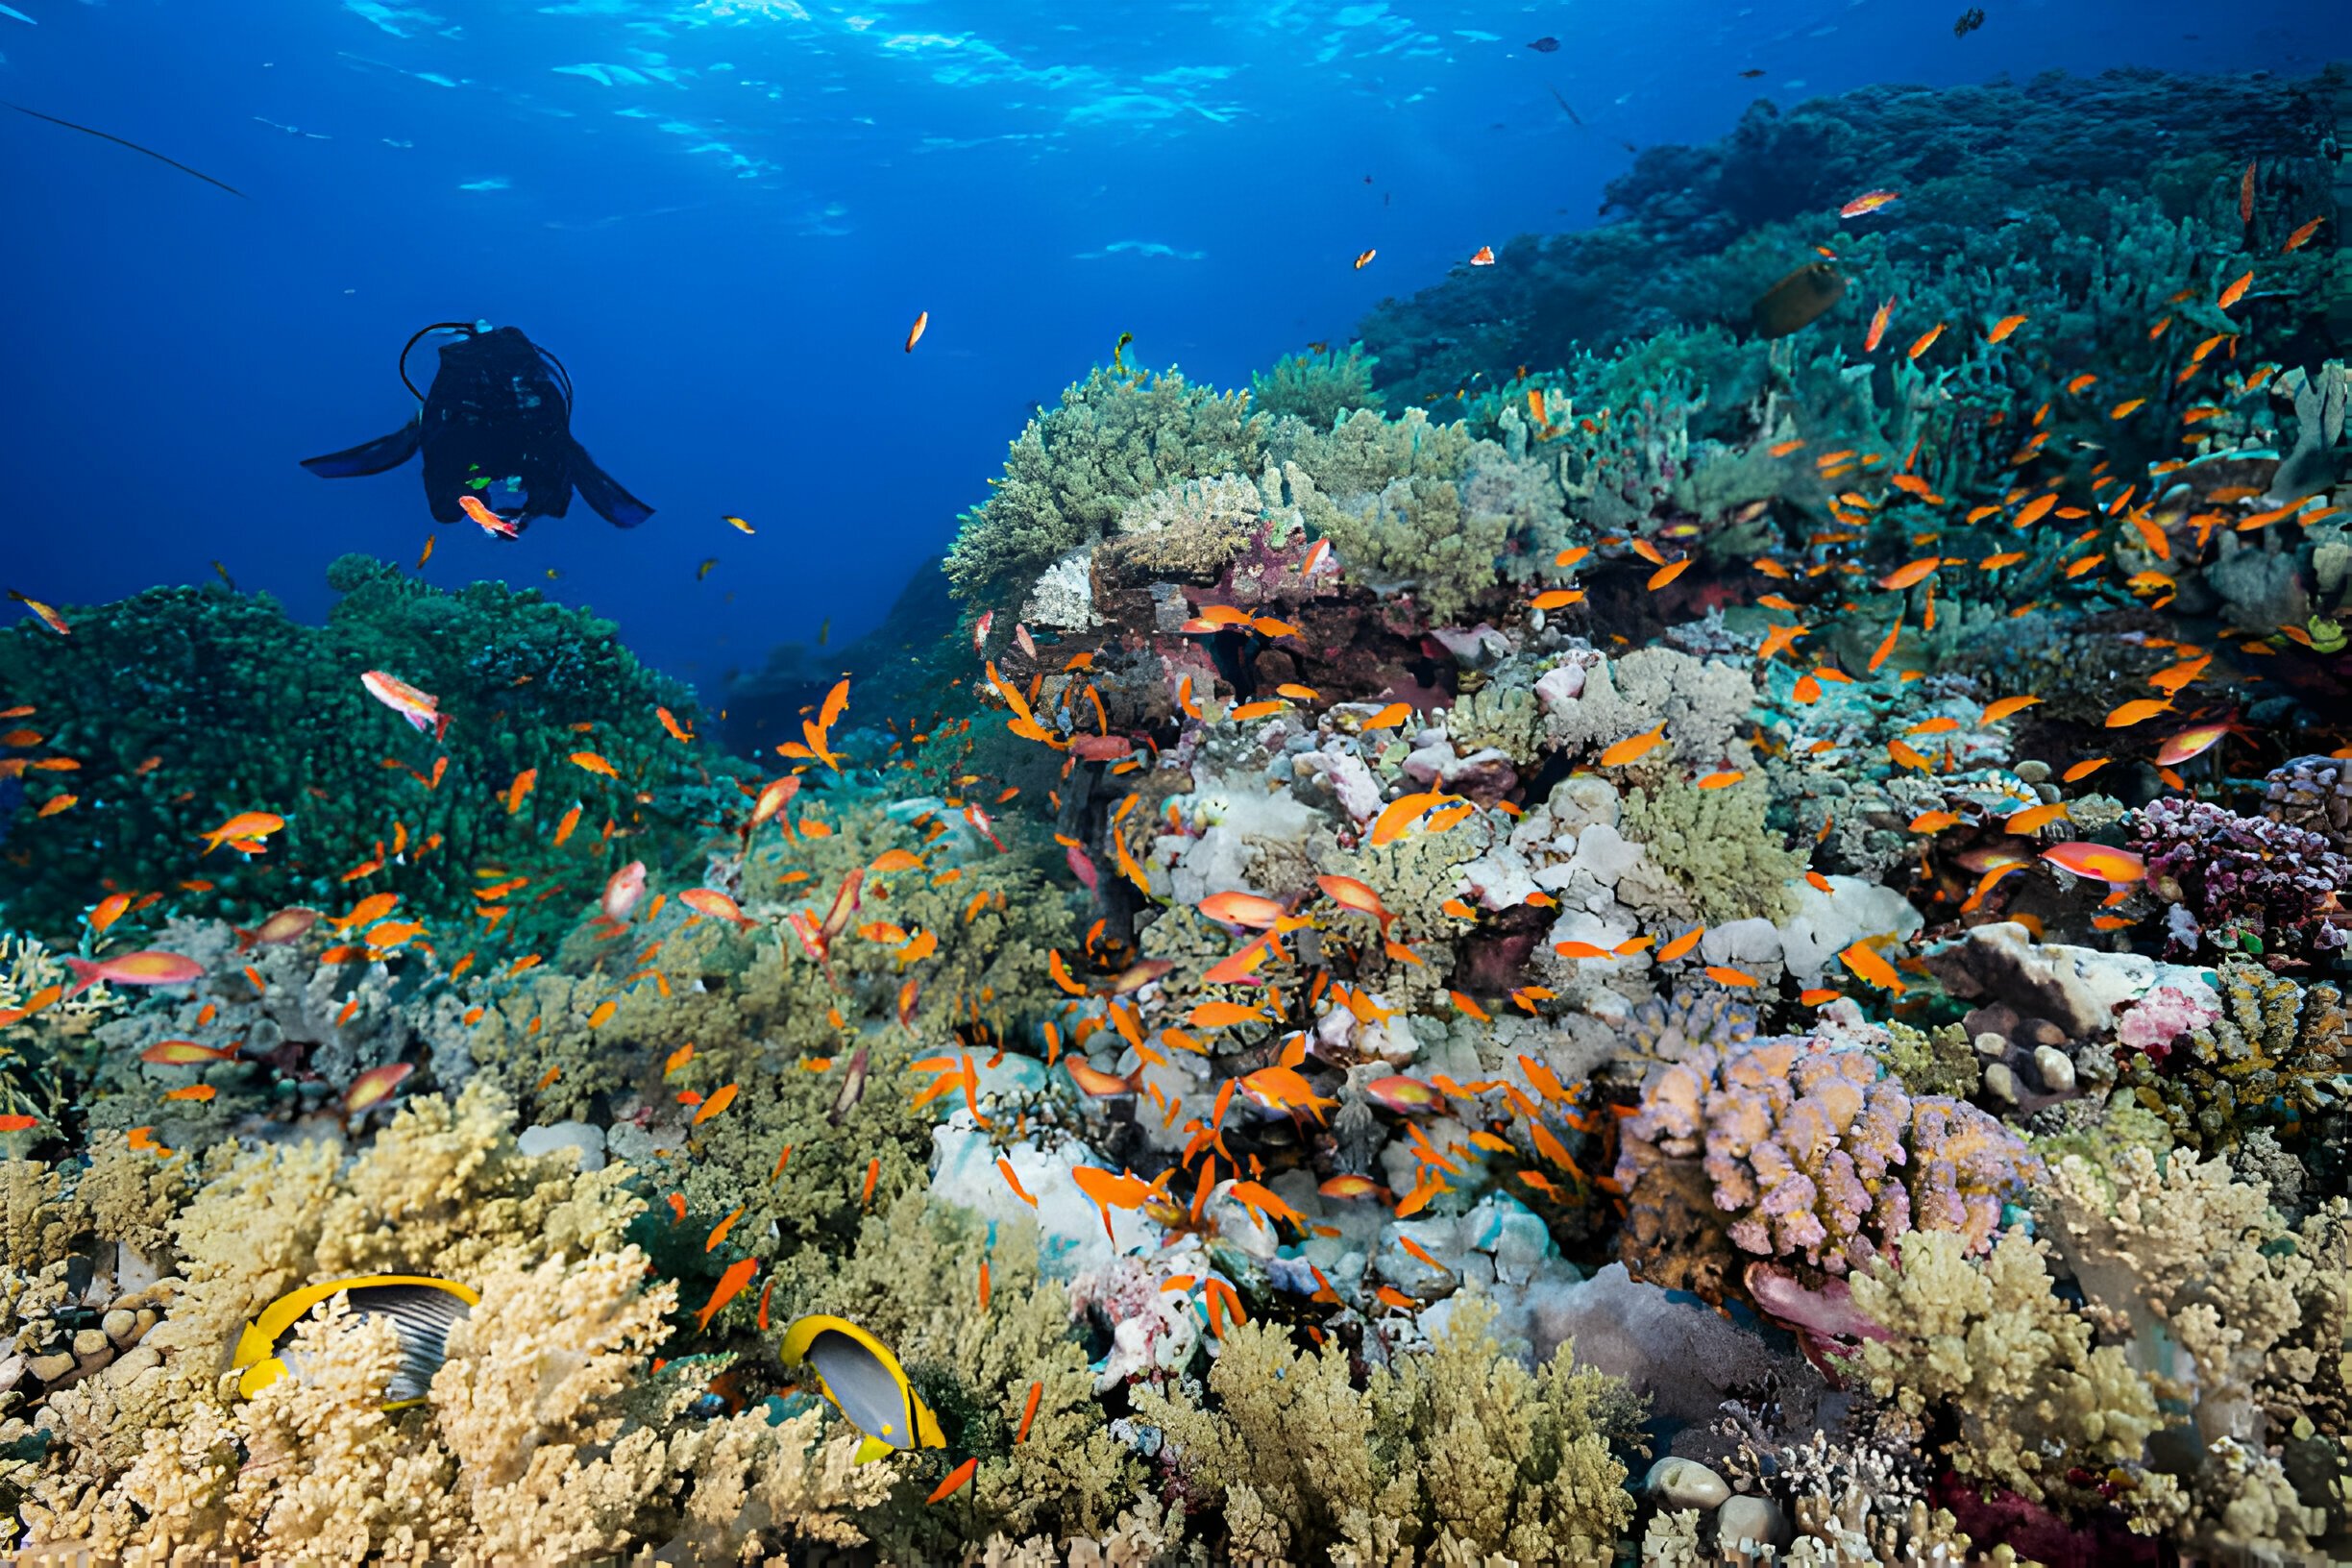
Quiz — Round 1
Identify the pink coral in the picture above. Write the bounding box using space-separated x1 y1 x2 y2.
1616 1035 2041 1276
2114 982 2219 1060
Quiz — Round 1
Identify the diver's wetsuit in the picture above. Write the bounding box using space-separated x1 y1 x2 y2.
301 324 651 530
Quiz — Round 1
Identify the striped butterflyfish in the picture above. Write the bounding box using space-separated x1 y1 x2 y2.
233 1274 478 1409
777 1313 946 1463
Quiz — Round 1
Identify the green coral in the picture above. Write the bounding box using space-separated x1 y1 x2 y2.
1880 1020 1981 1099
0 562 745 960
1250 343 1384 429
1614 779 1801 925
1844 1228 2170 1524
1133 1296 1639 1564
468 791 1074 1269
1270 407 1558 624
2117 960 2348 1150
944 365 1265 605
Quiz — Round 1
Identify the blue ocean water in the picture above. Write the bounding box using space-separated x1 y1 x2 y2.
0 0 2335 702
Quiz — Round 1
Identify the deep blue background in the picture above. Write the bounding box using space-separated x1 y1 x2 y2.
0 0 2335 704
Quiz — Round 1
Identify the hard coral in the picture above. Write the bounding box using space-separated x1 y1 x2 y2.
2131 796 2352 963
945 365 1264 606
1617 1035 2041 1278
1132 1295 1638 1565
0 562 735 958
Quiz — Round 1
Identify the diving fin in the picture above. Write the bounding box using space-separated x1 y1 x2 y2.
301 420 424 478
566 435 653 528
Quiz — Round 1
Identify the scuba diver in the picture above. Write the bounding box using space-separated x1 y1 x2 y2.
301 322 652 532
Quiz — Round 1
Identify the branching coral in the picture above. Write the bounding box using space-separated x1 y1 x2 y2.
765 1194 1144 1557
14 1086 896 1562
1844 1228 2172 1525
0 563 736 959
27 1256 889 1562
1133 1296 1637 1564
2115 957 2349 1151
1250 343 1384 429
1614 777 1802 926
1269 407 1560 624
2041 1148 2316 1444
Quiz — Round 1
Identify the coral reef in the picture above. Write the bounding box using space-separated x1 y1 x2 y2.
2 56 2347 1568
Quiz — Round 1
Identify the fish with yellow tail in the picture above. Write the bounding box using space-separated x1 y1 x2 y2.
233 1275 478 1409
778 1313 948 1463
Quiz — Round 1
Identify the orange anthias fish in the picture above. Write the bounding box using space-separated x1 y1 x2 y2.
679 888 756 930
1598 723 1667 767
1837 941 1905 993
1238 1064 1336 1121
1070 1165 1173 1239
1199 891 1286 929
359 670 450 741
341 1062 413 1116
61 950 204 997
2041 843 2145 884
199 811 285 855
1877 556 1941 591
1987 313 2027 344
904 310 929 352
695 1257 760 1332
1863 297 1894 352
2156 721 2236 766
1315 874 1392 927
2104 698 2174 728
457 493 520 539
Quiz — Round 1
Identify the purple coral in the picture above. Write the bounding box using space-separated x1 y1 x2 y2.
1614 1036 2041 1276
2129 797 2352 961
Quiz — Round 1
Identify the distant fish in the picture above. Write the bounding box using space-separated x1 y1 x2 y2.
1526 35 1560 51
1752 261 1846 338
1952 6 1985 37
1739 67 1767 77
1546 85 1582 125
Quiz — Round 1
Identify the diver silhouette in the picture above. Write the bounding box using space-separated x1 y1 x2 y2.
301 322 652 532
